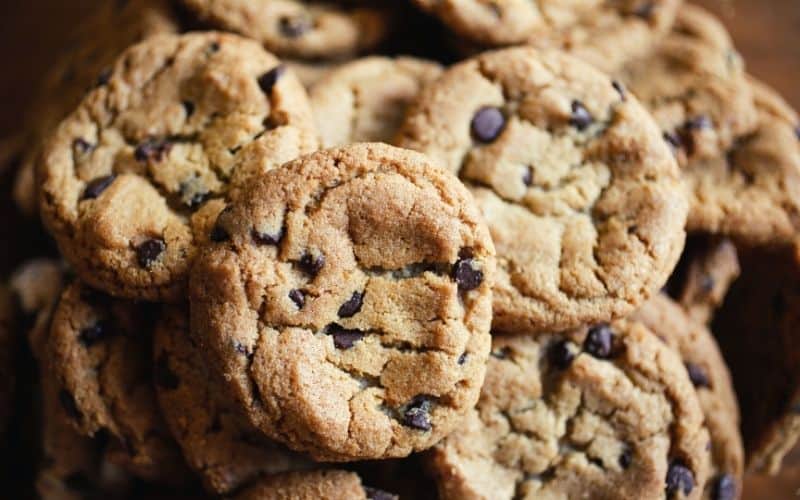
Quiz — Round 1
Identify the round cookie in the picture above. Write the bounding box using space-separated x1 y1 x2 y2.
13 0 179 217
179 0 391 60
683 77 800 246
397 47 687 334
634 294 744 500
47 282 188 483
310 56 442 148
616 5 758 168
428 319 711 500
38 32 318 301
711 241 800 474
234 470 395 500
0 286 16 439
190 143 496 461
154 306 312 495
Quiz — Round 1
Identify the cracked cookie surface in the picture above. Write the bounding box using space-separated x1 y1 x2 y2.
179 0 391 60
47 282 189 483
634 294 743 500
38 32 318 301
428 320 711 500
310 56 442 148
154 306 312 495
190 143 496 460
397 47 687 334
617 5 758 168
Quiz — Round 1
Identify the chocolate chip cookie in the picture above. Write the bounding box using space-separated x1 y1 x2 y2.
310 56 442 148
234 470 395 500
397 47 687 334
684 77 800 246
428 319 711 499
179 0 391 60
38 32 318 301
191 143 496 460
154 306 312 495
617 5 758 168
634 294 744 500
47 282 188 483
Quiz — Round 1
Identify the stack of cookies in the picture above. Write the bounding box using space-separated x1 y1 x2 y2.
1 1 798 499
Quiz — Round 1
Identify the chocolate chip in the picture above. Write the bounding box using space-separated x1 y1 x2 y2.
155 353 180 390
549 340 575 370
78 321 112 346
570 100 593 131
298 252 325 277
289 289 305 309
663 131 683 150
403 396 433 431
59 389 82 421
82 175 116 200
665 461 695 497
210 224 229 243
258 65 287 94
182 100 195 117
234 342 251 357
72 138 95 155
685 362 710 388
634 2 655 19
338 291 364 318
471 106 505 143
208 41 220 53
364 487 397 500
326 324 365 350
685 115 712 130
699 274 715 294
619 448 632 469
712 473 736 500
452 255 483 292
522 166 533 186
279 14 311 37
96 68 112 86
612 80 627 100
134 138 172 163
136 238 166 268
252 228 284 246
180 180 210 208
458 352 468 365
583 324 614 359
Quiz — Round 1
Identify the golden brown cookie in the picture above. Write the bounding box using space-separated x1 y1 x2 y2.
233 470 395 500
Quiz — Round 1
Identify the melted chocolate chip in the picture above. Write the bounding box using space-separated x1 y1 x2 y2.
59 389 82 421
665 461 695 497
82 175 116 200
452 256 483 292
136 238 166 268
279 15 311 37
458 352 468 365
326 324 365 350
96 68 112 87
338 291 364 318
78 321 112 346
258 65 287 94
210 224 230 243
619 448 632 469
402 396 433 431
73 138 95 155
298 252 325 277
685 362 710 388
364 487 397 500
155 353 180 390
522 166 534 186
182 100 195 117
712 473 736 500
134 138 172 163
252 227 284 246
569 100 593 131
471 106 506 143
612 80 627 100
548 340 575 370
289 289 305 309
583 324 614 359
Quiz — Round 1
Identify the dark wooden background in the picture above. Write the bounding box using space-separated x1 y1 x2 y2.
0 1 798 498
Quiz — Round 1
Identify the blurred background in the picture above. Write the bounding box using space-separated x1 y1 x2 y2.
0 0 798 497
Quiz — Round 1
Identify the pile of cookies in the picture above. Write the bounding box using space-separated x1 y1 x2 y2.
1 1 799 499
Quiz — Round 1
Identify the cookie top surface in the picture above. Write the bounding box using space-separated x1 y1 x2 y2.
179 0 391 59
634 294 743 500
154 307 312 495
38 32 318 302
310 56 443 148
397 47 687 334
46 281 188 483
684 77 800 246
190 142 496 460
234 470 375 500
428 319 711 500
617 5 758 168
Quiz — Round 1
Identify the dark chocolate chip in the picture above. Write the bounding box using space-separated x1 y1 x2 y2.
685 362 710 388
155 353 180 390
258 65 287 94
134 138 172 163
619 448 632 469
471 106 505 143
522 166 533 186
612 80 627 100
712 473 736 500
402 396 433 431
364 487 397 500
234 342 251 357
458 352 468 365
699 274 715 294
663 131 683 150
78 321 112 346
59 389 82 421
72 138 95 155
289 289 305 309
279 15 311 37
583 324 614 359
685 115 712 130
82 175 116 200
298 252 325 277
665 461 695 497
208 41 220 53
452 256 483 292
326 324 365 350
210 224 230 243
252 227 284 246
570 100 593 130
136 238 166 268
548 340 575 370
338 291 364 318
96 68 112 86
182 100 195 117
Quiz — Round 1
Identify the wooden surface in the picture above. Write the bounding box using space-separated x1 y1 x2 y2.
0 1 798 498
